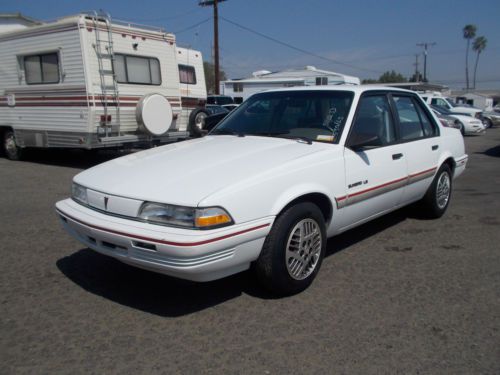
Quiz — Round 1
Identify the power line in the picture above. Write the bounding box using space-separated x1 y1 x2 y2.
129 8 202 22
173 17 212 34
220 16 382 74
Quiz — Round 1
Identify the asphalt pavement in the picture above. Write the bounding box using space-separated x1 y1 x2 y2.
1 130 499 374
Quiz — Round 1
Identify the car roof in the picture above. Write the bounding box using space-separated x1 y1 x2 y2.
252 85 416 95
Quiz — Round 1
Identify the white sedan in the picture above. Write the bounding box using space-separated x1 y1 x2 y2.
56 86 467 295
431 105 485 135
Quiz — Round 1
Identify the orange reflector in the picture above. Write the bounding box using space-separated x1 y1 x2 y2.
196 214 231 227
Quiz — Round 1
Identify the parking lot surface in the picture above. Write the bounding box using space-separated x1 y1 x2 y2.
1 130 499 374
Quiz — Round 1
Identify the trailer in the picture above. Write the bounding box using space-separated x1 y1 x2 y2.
0 12 207 160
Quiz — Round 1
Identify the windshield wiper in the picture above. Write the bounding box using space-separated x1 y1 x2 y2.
278 135 312 145
249 132 312 144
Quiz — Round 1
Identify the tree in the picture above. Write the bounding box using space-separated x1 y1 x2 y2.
463 24 477 90
409 72 424 83
378 70 407 83
203 61 227 94
472 36 487 89
362 71 407 84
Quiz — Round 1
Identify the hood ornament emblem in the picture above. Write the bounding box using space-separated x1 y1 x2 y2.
104 196 109 210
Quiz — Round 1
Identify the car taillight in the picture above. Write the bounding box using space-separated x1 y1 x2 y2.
439 119 449 127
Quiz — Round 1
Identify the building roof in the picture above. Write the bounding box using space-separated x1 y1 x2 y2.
224 65 360 85
375 82 450 92
0 13 42 25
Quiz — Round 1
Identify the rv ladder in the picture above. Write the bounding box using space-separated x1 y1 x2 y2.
91 11 121 138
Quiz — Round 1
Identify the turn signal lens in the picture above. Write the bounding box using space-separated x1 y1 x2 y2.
195 207 233 228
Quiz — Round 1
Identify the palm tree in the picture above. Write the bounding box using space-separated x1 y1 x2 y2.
472 36 487 89
463 24 477 90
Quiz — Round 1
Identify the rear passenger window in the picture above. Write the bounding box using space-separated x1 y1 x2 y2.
415 100 437 137
393 96 437 140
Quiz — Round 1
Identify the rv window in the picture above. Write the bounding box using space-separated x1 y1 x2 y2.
316 77 328 86
178 64 197 84
114 54 161 85
233 83 243 92
24 53 60 84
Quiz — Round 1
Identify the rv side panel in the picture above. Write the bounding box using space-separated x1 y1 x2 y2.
0 22 90 146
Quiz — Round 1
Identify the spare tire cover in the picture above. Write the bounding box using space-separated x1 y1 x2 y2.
136 94 173 136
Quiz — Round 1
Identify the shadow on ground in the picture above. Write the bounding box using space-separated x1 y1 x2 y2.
57 207 409 317
476 145 500 158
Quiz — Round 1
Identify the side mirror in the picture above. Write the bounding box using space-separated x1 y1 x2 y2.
347 133 380 151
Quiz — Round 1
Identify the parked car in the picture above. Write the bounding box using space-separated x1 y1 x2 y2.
481 111 500 128
207 95 239 111
56 86 467 295
420 93 482 118
431 105 485 135
431 109 461 130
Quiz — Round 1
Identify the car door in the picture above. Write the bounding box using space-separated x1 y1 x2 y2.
338 93 407 230
391 94 441 204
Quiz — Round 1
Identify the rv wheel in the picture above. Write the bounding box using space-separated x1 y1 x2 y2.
188 109 209 137
3 130 23 161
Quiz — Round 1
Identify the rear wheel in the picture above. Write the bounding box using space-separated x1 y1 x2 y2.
418 164 452 218
3 130 23 161
188 109 209 137
484 118 492 129
254 202 326 296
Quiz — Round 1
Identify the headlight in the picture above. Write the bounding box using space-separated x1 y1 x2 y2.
138 202 233 229
72 183 88 205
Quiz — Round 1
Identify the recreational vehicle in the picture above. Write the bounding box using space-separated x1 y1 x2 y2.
0 12 207 160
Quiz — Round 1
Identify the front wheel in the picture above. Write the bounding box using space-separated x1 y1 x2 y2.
254 202 326 296
3 130 23 161
418 164 453 219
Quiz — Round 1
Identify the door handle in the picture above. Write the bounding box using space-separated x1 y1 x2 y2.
392 153 403 160
432 145 439 151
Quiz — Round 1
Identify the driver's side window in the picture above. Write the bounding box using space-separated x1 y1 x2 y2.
349 95 395 148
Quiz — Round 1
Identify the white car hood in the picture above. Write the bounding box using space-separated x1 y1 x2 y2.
74 135 329 206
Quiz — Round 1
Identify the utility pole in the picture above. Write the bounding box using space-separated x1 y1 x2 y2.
413 53 420 82
416 42 436 82
199 0 227 94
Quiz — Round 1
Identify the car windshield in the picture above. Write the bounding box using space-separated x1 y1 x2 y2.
210 90 354 144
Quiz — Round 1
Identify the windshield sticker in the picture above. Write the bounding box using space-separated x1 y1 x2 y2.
316 135 335 142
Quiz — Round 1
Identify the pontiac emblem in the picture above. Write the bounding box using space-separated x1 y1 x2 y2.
104 196 109 210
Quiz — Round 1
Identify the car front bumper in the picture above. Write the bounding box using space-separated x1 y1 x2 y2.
56 199 274 282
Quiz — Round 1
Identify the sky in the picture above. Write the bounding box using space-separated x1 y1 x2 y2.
3 0 500 89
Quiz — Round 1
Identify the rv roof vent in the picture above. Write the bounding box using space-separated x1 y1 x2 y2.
252 70 272 77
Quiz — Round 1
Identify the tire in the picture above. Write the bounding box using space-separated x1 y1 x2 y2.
3 130 23 161
188 109 209 137
484 119 492 129
254 202 326 296
456 121 465 135
418 164 453 219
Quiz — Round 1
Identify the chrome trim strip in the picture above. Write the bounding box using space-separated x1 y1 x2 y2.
336 167 437 209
